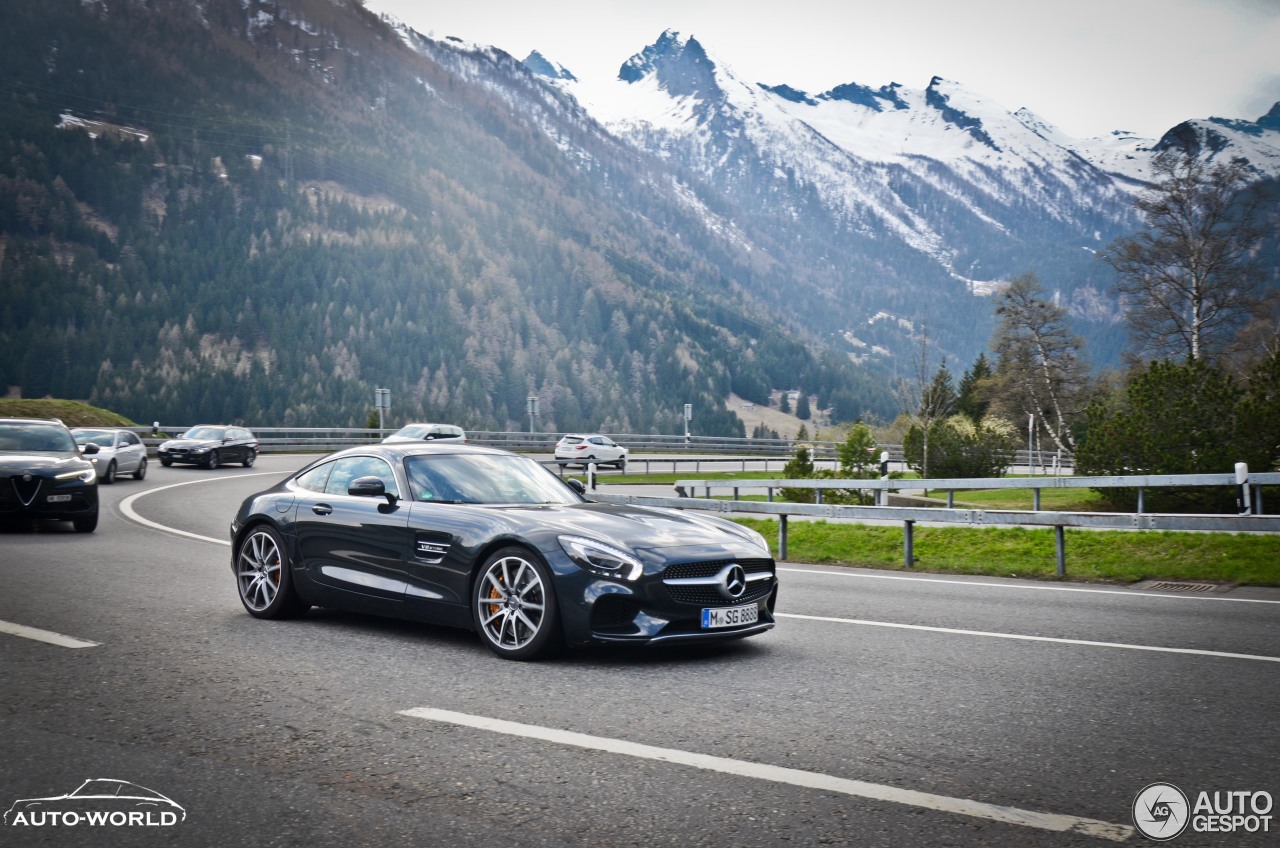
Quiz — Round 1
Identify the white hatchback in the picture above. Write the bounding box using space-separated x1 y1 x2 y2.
554 433 627 469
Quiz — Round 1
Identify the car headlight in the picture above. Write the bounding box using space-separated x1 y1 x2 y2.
559 535 644 581
56 467 98 484
190 446 208 453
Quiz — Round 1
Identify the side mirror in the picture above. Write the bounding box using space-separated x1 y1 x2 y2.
349 476 399 509
349 476 386 497
565 478 586 495
83 443 100 455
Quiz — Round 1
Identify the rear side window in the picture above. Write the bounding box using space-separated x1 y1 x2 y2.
294 462 334 493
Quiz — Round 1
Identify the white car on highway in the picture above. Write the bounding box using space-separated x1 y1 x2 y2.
554 433 627 469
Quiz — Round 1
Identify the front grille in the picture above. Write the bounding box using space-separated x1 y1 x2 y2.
665 581 773 606
662 558 775 606
8 475 42 507
663 558 773 580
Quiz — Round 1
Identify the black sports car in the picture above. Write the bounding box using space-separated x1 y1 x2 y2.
158 425 258 469
229 443 777 659
0 418 99 532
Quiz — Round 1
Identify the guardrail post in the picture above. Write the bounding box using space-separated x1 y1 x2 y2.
946 490 954 508
904 520 915 569
1137 487 1145 514
1055 525 1066 576
778 515 789 560
1033 489 1041 511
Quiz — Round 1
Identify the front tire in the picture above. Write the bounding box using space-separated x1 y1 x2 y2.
235 525 308 619
73 511 98 533
160 457 173 467
205 450 220 470
102 461 116 484
472 547 561 660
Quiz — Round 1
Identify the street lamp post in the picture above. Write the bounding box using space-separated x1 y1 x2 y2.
527 396 539 435
684 403 692 445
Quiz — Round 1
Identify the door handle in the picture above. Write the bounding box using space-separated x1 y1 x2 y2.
312 504 333 516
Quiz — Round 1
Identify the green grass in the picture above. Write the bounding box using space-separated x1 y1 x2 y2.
0 398 137 428
732 518 1280 585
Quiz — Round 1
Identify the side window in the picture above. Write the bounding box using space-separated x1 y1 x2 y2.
122 432 140 446
294 462 334 493
324 456 400 498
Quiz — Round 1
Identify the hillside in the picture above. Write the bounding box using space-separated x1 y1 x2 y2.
0 0 888 433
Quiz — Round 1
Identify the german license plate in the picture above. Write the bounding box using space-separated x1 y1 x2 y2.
701 603 758 629
46 494 72 503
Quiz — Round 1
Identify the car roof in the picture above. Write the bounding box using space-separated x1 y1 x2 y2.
324 442 510 461
1 417 69 426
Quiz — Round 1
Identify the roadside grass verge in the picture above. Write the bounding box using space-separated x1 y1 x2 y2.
732 518 1280 586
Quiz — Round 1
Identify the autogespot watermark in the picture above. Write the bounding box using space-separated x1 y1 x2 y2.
4 778 186 828
1133 782 1273 841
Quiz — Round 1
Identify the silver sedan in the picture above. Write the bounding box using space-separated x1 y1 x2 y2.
72 428 148 484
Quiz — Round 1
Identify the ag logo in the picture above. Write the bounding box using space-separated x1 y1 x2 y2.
1133 782 1189 841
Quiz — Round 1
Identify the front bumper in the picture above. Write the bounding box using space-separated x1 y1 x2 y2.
546 549 779 647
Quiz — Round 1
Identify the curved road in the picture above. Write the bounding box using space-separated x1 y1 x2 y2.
1 454 1277 846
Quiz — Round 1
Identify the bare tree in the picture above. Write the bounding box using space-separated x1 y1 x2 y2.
990 272 1089 453
1103 150 1265 363
895 325 955 479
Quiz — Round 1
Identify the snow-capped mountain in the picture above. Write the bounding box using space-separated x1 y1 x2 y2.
537 31 1277 296
385 20 1279 367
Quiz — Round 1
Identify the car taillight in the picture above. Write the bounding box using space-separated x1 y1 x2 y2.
575 445 587 450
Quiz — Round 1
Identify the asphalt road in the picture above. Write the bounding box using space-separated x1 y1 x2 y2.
1 454 1277 847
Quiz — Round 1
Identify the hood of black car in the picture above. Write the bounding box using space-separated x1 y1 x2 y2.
498 501 766 556
0 452 91 476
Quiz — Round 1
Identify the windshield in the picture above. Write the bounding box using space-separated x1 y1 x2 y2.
405 453 580 505
182 426 226 440
0 422 77 453
74 430 115 447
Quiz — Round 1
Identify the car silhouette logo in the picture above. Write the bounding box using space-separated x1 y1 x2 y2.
5 779 186 826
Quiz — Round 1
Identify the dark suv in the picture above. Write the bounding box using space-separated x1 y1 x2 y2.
0 418 100 532
157 425 258 469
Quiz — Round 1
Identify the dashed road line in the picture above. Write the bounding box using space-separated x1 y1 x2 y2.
0 619 99 648
778 612 1280 662
398 706 1134 842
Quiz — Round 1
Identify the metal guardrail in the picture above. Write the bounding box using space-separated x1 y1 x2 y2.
132 426 1075 472
589 487 1280 577
674 472 1280 514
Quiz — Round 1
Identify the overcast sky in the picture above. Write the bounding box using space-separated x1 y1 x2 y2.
367 0 1280 139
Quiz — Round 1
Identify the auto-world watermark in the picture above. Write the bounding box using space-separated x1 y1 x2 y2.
1133 782 1272 840
5 778 185 828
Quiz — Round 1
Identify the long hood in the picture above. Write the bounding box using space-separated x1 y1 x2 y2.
498 501 767 557
0 452 89 476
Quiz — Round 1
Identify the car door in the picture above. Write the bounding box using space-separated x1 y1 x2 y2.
117 431 144 474
292 455 412 611
399 456 490 620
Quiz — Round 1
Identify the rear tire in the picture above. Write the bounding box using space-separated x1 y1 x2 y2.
243 449 256 468
235 525 308 619
133 456 147 480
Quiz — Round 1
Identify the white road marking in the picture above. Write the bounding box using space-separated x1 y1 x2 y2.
0 619 99 648
398 706 1133 842
119 473 281 546
780 566 1280 604
778 612 1280 662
